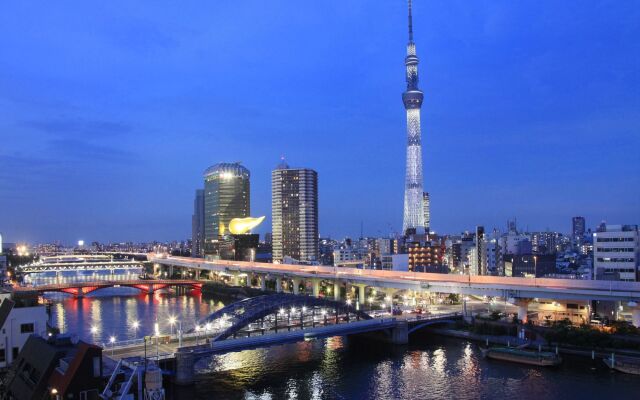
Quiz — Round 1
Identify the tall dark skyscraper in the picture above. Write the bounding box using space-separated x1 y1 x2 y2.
191 189 204 257
271 159 318 263
203 162 250 258
402 0 426 236
572 216 586 245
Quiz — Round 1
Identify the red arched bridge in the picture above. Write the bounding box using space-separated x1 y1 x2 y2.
13 279 203 297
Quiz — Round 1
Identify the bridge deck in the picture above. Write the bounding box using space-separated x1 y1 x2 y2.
12 279 202 294
152 255 640 301
106 313 460 362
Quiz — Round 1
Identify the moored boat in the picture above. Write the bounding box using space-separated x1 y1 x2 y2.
603 354 640 375
480 347 562 366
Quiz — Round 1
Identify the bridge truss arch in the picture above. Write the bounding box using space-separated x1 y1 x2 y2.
197 293 372 342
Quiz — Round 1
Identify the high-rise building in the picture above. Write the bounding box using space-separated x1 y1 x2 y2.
531 231 558 255
572 216 586 246
472 226 487 275
593 224 639 281
423 192 430 233
408 240 446 273
191 189 204 257
203 163 250 258
271 160 318 263
402 0 426 236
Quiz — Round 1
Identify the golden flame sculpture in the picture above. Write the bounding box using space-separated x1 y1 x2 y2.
228 216 265 235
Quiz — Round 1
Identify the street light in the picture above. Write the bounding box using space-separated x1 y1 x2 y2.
169 316 177 336
109 336 116 356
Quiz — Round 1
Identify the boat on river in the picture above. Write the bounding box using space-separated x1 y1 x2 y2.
603 354 640 375
480 346 562 366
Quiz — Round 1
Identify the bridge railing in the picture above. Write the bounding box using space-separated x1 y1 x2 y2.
404 312 462 323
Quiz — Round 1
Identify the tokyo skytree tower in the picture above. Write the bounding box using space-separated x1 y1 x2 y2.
402 0 426 235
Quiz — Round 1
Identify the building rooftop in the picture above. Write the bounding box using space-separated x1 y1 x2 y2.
203 162 250 179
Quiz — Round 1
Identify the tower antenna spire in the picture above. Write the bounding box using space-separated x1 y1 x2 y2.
408 0 414 43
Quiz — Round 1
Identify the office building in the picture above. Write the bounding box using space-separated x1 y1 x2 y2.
271 160 318 263
407 240 446 273
531 231 558 255
473 226 487 275
573 216 586 246
203 163 250 258
504 254 557 278
191 189 205 257
593 224 639 281
423 192 430 233
381 254 410 271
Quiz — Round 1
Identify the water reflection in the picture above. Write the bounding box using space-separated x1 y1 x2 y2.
28 271 220 344
30 272 640 399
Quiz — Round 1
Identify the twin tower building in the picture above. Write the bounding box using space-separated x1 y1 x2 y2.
191 160 319 264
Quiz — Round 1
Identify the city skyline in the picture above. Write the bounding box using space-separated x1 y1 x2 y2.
1 1 639 243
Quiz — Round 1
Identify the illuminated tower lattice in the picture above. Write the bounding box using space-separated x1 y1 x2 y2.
402 0 426 235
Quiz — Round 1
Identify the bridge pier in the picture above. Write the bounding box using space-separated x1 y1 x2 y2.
232 272 240 287
244 274 251 288
628 302 640 328
389 320 409 344
357 285 366 304
632 309 640 328
333 282 341 301
174 351 195 385
276 277 283 293
514 298 531 323
292 278 301 295
260 275 267 291
311 279 320 298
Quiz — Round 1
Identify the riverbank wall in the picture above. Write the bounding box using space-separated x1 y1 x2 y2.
425 325 640 360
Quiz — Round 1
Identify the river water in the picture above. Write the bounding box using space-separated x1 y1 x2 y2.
30 272 640 399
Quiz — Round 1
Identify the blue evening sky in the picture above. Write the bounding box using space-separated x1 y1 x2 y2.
1 1 638 244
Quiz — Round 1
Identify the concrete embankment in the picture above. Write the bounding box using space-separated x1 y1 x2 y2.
424 326 640 360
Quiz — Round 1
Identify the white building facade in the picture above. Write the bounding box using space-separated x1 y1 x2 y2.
593 224 639 282
0 292 48 368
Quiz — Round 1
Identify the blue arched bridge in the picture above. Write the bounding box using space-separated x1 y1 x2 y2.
107 294 461 385
195 293 372 341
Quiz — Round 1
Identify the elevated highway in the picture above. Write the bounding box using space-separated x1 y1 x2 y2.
151 254 640 326
151 255 640 302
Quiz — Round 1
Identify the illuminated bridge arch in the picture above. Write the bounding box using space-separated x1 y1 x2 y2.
198 293 372 342
407 316 461 335
14 280 203 297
